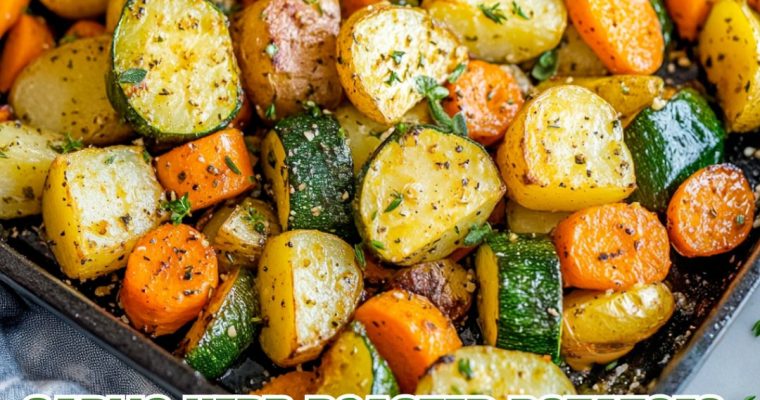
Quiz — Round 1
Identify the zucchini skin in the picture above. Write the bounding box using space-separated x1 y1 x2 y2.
650 0 673 49
183 269 260 378
273 113 356 239
481 233 562 362
625 88 724 212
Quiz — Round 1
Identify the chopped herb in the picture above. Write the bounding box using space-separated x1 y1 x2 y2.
452 113 468 137
384 191 403 213
478 2 507 24
737 214 746 225
142 149 152 163
51 133 83 154
304 100 322 117
395 122 408 135
414 75 467 134
265 42 279 58
531 49 558 82
0 151 6 159
450 385 462 395
385 70 400 86
59 34 78 45
243 207 266 233
604 360 618 371
463 223 492 246
511 1 530 19
753 320 760 337
225 156 242 175
104 155 116 165
391 50 405 64
118 68 148 84
448 63 467 83
370 240 385 250
746 396 757 400
161 194 191 225
457 358 474 380
354 243 366 269
414 76 449 101
265 103 276 120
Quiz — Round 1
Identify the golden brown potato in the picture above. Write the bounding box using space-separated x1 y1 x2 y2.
234 0 343 122
40 0 108 19
106 0 126 31
387 259 475 322
555 25 608 77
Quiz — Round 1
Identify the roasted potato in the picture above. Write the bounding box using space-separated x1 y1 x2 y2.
40 0 108 19
234 0 343 122
10 35 132 145
555 25 608 77
106 0 126 31
699 0 760 132
42 146 165 280
423 0 566 64
0 122 62 219
496 85 636 212
387 259 475 322
336 4 468 123
562 283 675 371
505 201 569 234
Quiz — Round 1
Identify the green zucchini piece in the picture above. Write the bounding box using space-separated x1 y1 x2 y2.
316 321 399 397
475 233 562 362
625 88 725 211
355 125 505 266
109 0 243 142
180 268 260 379
650 0 673 49
261 112 355 239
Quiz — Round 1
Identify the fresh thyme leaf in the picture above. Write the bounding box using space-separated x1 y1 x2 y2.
458 358 474 380
225 156 242 175
265 42 279 58
370 240 385 250
753 319 760 337
243 207 267 233
303 100 322 117
385 70 400 86
265 103 276 120
59 34 79 45
531 49 558 82
161 193 191 225
511 1 530 19
354 243 366 269
448 63 467 83
0 151 6 159
463 223 492 246
119 68 147 84
479 2 507 24
391 50 405 65
384 191 403 213
452 113 468 137
50 133 83 154
104 155 116 165
142 149 152 163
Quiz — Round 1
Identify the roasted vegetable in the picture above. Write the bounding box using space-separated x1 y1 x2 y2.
42 146 165 280
11 35 132 145
496 85 636 212
40 0 108 19
416 346 576 397
355 125 505 265
667 0 712 41
257 230 363 367
336 4 468 123
555 25 608 77
505 201 569 234
0 0 28 39
0 14 54 93
252 371 318 400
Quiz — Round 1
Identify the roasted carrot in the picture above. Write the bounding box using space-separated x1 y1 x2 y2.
667 164 755 258
0 14 55 93
0 0 28 39
250 371 318 400
62 20 106 43
666 0 712 41
363 252 395 286
449 246 476 263
120 224 218 337
0 105 12 122
567 0 664 75
227 94 253 130
354 289 462 393
154 129 255 211
443 60 524 146
553 202 671 291
750 0 760 13
341 0 382 18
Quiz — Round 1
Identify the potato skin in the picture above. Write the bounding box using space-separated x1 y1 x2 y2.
40 0 108 19
234 0 342 122
387 259 475 322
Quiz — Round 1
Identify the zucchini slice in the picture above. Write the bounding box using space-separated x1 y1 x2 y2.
355 126 505 265
316 321 399 397
476 233 562 362
109 0 242 142
415 346 576 397
261 112 355 239
625 88 725 211
180 268 260 378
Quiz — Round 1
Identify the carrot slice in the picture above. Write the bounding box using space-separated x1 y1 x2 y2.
250 371 318 400
443 60 524 146
154 129 255 211
120 224 218 337
667 164 755 257
0 14 55 93
666 0 712 41
567 0 664 75
553 202 671 291
63 20 106 42
0 0 29 39
0 105 12 122
354 289 462 393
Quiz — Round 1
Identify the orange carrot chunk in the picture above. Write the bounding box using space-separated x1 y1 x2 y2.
666 0 712 41
553 202 671 291
0 0 29 39
154 129 255 211
443 60 524 146
667 164 755 258
566 0 664 75
63 20 106 42
0 105 12 122
0 14 55 93
250 371 318 400
354 289 462 393
120 224 218 337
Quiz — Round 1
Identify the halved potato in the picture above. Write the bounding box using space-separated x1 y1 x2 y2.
699 0 760 132
505 201 569 234
0 122 62 219
423 0 566 64
336 4 468 123
257 230 363 367
42 146 165 280
556 25 608 77
496 85 636 212
40 0 108 19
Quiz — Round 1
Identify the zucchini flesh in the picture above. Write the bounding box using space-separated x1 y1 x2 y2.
476 233 562 362
262 113 355 239
625 88 725 211
181 268 260 378
109 0 242 141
